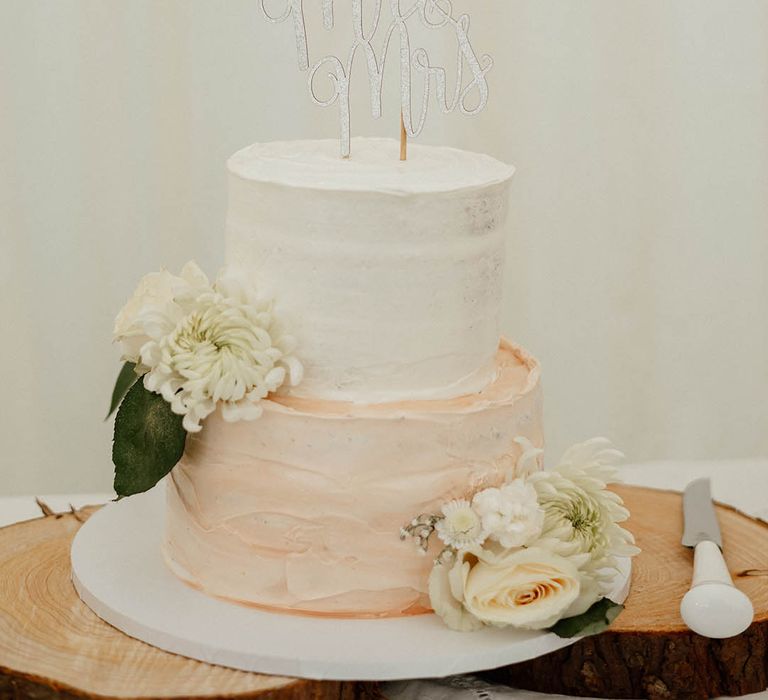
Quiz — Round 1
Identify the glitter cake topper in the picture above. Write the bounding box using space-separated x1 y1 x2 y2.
261 0 493 158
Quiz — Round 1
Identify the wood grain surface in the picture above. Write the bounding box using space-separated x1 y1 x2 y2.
0 504 379 700
1 485 766 699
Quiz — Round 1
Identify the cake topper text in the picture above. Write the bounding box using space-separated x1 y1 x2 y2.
261 0 493 158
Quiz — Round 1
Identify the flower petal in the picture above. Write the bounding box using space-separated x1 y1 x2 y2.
428 564 484 632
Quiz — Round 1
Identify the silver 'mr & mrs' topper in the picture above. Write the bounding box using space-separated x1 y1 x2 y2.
261 0 493 158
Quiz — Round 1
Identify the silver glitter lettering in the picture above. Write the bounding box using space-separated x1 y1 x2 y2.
261 0 492 158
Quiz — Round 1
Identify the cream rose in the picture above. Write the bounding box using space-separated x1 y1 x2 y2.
428 558 485 632
430 546 582 631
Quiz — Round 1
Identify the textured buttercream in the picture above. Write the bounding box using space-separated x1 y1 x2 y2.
227 138 515 194
164 339 543 618
225 137 515 403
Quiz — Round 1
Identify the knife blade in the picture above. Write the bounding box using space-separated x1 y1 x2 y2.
679 477 753 638
682 478 722 548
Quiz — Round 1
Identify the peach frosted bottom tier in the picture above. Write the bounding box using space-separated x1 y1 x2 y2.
164 339 543 618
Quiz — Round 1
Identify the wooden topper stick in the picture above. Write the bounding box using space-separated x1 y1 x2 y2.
400 111 407 161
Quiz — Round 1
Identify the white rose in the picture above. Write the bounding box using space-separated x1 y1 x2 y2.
114 270 175 363
460 547 581 630
113 262 209 365
472 480 544 548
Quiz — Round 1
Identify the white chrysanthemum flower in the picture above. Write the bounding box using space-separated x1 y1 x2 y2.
526 438 640 616
117 262 303 433
435 499 486 550
471 480 545 548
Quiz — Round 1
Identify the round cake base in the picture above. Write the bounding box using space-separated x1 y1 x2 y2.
70 485 631 682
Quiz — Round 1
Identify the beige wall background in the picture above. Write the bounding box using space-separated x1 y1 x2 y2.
1 1 767 495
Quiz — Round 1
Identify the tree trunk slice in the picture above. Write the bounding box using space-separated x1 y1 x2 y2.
2 487 766 700
0 505 381 700
485 484 768 699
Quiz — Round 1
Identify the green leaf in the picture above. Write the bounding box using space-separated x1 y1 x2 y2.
106 362 138 419
548 598 624 639
112 381 186 497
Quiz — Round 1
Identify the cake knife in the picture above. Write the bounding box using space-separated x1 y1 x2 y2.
679 478 754 638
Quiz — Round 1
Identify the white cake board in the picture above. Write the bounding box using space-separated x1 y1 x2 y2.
71 486 631 681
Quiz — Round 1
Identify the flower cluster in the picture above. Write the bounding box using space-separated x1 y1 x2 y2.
401 438 639 632
113 262 303 433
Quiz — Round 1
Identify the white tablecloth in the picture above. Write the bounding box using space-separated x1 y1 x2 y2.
2 460 766 699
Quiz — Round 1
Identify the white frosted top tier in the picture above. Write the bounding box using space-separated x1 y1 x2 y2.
228 137 515 194
225 137 514 403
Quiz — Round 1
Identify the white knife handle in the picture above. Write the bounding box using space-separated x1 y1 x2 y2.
691 540 734 587
680 540 754 639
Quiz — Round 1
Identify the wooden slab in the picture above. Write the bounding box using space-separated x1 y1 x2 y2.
1 486 766 699
0 505 380 700
486 484 768 699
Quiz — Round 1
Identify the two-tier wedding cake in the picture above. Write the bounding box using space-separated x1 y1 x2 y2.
109 134 634 637
99 0 635 662
162 137 543 617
